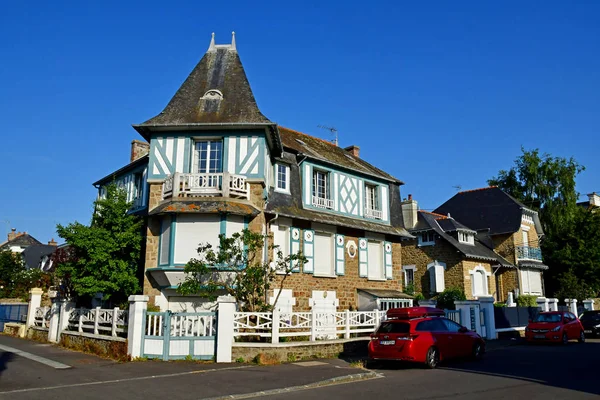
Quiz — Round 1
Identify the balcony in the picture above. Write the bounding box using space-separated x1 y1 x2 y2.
312 195 334 210
364 207 383 220
516 245 543 261
162 172 250 200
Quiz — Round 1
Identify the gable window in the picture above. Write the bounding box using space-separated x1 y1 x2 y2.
367 240 384 280
427 261 446 293
364 184 382 220
418 231 435 246
458 231 475 245
275 164 290 193
312 170 333 209
314 232 334 277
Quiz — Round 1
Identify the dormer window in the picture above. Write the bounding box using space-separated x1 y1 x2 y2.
418 231 435 246
312 170 333 209
458 231 475 245
364 184 382 220
275 163 290 193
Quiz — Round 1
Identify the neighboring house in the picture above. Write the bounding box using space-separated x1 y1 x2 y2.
435 186 547 300
0 229 42 253
577 192 600 211
0 229 58 270
94 33 414 313
400 196 513 301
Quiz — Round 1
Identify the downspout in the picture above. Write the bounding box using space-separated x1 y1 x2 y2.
264 212 279 307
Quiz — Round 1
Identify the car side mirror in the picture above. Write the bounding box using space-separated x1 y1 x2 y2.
459 326 468 333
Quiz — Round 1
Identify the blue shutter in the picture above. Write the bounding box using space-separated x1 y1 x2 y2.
384 241 393 279
359 238 368 277
290 227 301 272
303 229 314 274
335 234 345 275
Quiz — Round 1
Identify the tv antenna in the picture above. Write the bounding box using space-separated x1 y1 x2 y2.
453 185 462 192
317 125 338 146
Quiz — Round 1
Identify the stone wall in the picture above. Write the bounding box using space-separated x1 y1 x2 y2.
59 331 129 362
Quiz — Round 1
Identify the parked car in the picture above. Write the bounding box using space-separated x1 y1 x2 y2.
580 310 600 337
525 311 585 344
367 307 485 369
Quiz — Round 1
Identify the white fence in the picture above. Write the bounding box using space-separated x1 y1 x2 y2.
33 306 51 329
67 307 128 338
233 310 386 342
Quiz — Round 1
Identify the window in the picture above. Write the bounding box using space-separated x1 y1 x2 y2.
378 299 412 311
193 140 222 174
273 225 290 265
522 230 529 247
275 164 290 193
418 231 435 246
520 269 543 295
377 322 410 334
472 271 487 297
314 232 334 276
364 184 381 219
427 261 446 293
415 319 447 332
312 170 333 209
367 240 384 280
403 265 416 291
442 318 463 333
159 218 171 265
458 231 474 245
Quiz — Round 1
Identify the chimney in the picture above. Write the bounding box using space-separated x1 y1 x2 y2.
344 145 360 158
589 192 600 207
401 194 418 230
48 238 57 246
130 140 150 163
7 228 18 241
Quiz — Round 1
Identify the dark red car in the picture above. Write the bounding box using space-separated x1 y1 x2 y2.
525 311 585 344
368 307 485 369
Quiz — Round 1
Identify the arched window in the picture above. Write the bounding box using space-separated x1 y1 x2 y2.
469 265 491 297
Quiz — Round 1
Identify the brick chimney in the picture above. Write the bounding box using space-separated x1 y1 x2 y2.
344 145 360 158
401 194 418 230
130 140 150 163
48 238 57 246
7 228 19 241
588 192 600 207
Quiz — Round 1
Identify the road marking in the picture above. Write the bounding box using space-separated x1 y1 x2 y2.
0 365 252 395
0 344 71 370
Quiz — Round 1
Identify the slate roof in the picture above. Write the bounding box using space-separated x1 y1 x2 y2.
149 198 260 217
434 187 543 236
93 155 148 186
0 233 42 251
278 127 402 184
358 289 414 299
518 260 549 270
22 245 56 270
414 211 514 267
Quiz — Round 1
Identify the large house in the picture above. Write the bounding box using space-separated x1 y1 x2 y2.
95 33 414 313
434 187 547 301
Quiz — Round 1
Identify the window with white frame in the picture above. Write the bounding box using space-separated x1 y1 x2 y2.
458 231 475 245
364 184 381 219
367 240 384 280
314 232 334 276
470 266 489 297
193 140 223 174
520 269 543 295
378 298 412 311
427 261 446 293
312 170 332 209
275 163 290 193
418 231 435 246
403 265 416 291
159 218 171 266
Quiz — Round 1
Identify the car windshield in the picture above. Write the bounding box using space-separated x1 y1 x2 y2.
377 322 410 334
580 312 600 321
534 314 562 323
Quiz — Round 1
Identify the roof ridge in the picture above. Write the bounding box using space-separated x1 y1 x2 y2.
278 126 336 147
420 210 449 219
457 186 498 194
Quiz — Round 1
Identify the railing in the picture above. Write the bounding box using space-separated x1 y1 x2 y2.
66 307 128 338
33 306 51 329
311 196 334 210
364 207 383 220
162 172 249 200
445 310 461 325
516 246 543 261
233 310 386 342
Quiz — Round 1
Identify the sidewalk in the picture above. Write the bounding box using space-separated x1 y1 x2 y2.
0 335 378 399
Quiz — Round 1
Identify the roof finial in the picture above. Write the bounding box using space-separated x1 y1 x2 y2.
231 31 237 51
208 32 216 52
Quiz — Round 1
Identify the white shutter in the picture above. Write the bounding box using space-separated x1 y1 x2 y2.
384 242 393 279
159 218 171 266
529 270 542 294
431 264 445 293
290 228 301 272
335 234 345 275
358 238 368 277
368 241 383 279
303 230 314 274
520 270 531 294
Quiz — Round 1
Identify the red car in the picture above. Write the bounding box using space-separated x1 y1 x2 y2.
525 311 585 344
368 307 485 369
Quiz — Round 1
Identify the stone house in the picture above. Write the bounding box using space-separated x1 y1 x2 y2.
434 186 547 301
93 33 414 313
0 229 58 270
577 192 600 211
400 196 513 302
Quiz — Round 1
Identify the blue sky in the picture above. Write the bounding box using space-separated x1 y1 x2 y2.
0 1 598 244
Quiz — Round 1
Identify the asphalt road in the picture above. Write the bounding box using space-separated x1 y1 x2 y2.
1 335 599 399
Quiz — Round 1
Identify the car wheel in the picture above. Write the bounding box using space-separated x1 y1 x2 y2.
562 333 569 345
472 342 484 361
578 331 585 343
425 347 440 369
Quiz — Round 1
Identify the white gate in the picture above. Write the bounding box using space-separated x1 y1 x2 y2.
310 291 338 339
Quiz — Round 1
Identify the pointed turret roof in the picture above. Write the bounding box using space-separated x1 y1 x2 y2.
134 32 272 139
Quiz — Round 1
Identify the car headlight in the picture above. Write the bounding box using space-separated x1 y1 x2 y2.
551 326 561 332
595 324 600 328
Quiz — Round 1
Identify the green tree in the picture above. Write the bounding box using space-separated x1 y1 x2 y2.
0 250 47 300
177 229 306 312
56 183 144 305
435 287 466 310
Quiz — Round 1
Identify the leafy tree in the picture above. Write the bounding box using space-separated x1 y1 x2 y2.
554 269 597 302
515 294 537 307
0 250 48 300
56 183 144 305
177 229 306 312
435 287 466 310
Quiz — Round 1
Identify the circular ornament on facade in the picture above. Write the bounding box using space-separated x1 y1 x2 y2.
304 230 313 242
385 243 392 252
292 229 300 240
359 238 367 250
347 240 357 258
323 291 328 298
336 235 344 246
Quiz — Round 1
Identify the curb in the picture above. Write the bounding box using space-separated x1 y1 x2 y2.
202 371 383 399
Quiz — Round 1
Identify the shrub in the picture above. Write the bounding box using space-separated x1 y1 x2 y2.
404 283 415 296
414 293 425 301
494 302 507 308
436 288 466 310
516 294 538 307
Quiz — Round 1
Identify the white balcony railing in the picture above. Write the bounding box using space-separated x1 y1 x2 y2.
364 207 383 220
312 195 334 210
162 173 250 200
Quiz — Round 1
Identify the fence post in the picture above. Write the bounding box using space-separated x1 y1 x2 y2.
547 298 558 311
78 309 84 332
506 292 516 307
48 298 62 343
374 308 381 329
26 288 43 330
310 308 317 341
94 306 101 335
536 297 549 312
583 299 595 311
112 307 119 337
216 295 236 363
344 310 351 339
454 301 473 331
271 308 280 344
565 299 578 315
172 172 180 198
127 295 149 359
478 296 496 340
